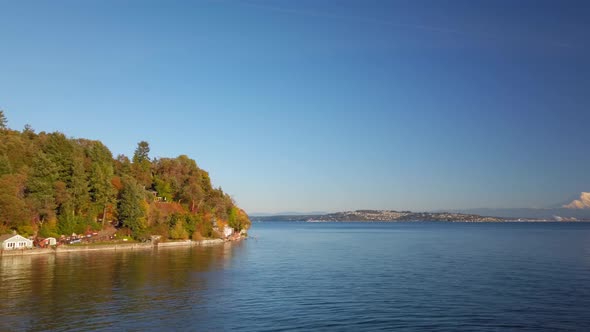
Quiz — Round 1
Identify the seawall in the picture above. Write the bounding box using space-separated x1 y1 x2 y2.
157 239 224 248
0 238 229 257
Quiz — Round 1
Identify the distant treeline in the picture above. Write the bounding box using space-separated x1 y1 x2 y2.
0 111 250 240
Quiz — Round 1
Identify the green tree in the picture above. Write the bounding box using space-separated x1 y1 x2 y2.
117 177 147 237
69 153 90 216
54 180 70 214
154 177 173 202
23 124 35 139
133 141 150 163
87 142 116 225
0 128 35 171
114 154 132 177
43 132 75 184
169 220 188 240
132 141 152 188
0 110 7 130
0 154 11 176
38 219 59 238
0 174 29 229
57 213 86 236
181 175 204 212
227 206 250 232
26 151 59 224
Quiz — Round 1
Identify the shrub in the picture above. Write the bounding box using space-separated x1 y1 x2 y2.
39 220 59 238
191 231 204 241
169 222 188 240
17 224 35 237
211 230 222 239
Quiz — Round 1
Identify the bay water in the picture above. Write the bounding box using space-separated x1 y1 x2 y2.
1 222 590 331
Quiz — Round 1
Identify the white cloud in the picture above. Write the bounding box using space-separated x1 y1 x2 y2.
563 192 590 209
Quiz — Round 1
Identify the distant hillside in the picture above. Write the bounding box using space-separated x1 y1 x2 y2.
249 211 328 217
252 209 590 222
252 210 505 222
250 214 323 222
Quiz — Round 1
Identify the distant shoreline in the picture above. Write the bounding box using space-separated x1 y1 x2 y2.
253 218 590 223
250 209 589 223
301 220 590 223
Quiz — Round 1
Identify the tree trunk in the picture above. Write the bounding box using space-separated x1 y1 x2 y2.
102 206 107 226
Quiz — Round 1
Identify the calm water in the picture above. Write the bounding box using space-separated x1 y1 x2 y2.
2 222 590 331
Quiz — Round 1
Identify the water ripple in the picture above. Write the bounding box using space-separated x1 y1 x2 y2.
1 222 590 331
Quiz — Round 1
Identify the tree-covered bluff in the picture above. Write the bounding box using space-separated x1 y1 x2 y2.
0 111 250 240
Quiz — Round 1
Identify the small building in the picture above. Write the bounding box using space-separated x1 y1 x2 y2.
0 234 33 250
38 237 57 248
147 190 164 202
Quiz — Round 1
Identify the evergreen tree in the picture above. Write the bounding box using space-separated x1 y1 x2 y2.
133 141 150 163
69 154 90 216
132 141 152 188
118 177 147 237
0 110 7 130
87 142 116 225
43 133 75 184
26 152 59 223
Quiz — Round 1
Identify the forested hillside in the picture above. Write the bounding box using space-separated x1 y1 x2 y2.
0 111 250 240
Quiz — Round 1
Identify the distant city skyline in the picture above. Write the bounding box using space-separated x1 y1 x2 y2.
1 0 589 213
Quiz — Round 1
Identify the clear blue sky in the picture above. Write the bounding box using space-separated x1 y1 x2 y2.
1 0 589 213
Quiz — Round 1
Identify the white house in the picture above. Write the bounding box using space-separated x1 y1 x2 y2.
0 234 33 250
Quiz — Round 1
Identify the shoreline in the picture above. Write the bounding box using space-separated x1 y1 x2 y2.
0 237 241 257
277 220 590 223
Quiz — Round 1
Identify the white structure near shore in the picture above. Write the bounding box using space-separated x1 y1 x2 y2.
40 237 57 247
223 226 234 238
0 234 33 250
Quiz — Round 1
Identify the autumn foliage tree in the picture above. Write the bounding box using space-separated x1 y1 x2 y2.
0 111 250 240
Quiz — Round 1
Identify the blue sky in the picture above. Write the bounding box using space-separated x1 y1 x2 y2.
1 0 589 213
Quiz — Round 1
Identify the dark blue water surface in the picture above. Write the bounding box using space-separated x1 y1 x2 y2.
2 222 590 331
